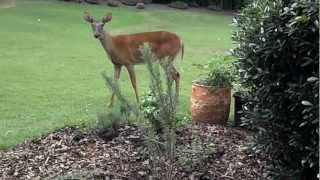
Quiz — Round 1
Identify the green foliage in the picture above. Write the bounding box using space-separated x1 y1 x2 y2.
194 57 235 88
233 0 319 179
140 92 191 132
140 92 162 133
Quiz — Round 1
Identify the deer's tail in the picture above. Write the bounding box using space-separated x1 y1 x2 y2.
174 39 184 72
180 40 184 61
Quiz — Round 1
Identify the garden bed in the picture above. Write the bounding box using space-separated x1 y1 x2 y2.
0 124 267 179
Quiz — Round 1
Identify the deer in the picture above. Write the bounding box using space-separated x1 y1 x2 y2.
83 12 184 107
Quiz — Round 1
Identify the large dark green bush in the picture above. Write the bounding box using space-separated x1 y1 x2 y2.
233 0 319 179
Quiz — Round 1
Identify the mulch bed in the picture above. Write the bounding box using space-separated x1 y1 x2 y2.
0 124 268 179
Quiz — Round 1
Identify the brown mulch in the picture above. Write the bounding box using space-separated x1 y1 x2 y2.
0 124 268 179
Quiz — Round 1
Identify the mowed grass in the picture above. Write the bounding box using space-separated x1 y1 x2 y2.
0 0 234 149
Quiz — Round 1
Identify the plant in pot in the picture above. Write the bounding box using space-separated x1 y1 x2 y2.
191 62 234 125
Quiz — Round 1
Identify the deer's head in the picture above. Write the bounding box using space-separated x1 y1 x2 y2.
84 11 112 39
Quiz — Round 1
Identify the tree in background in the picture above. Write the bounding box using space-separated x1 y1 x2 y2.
233 0 319 179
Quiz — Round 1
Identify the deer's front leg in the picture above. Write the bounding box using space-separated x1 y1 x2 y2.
171 66 180 102
109 65 122 108
126 65 139 103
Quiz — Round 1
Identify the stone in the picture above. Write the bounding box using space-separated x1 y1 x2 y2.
188 1 199 8
143 0 152 4
121 0 138 6
107 0 120 7
208 5 222 11
168 1 188 10
136 2 145 9
85 0 100 4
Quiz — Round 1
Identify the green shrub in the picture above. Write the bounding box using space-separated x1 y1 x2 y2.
93 72 139 140
94 112 122 141
140 92 191 132
141 44 178 135
96 112 122 130
233 0 319 179
140 92 162 133
140 44 179 179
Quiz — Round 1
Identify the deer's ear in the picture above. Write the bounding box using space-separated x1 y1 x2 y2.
102 13 112 23
84 11 94 23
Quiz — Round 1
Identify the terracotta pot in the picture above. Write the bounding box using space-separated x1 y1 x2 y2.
191 83 231 125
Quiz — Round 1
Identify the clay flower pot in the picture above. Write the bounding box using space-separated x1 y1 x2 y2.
191 82 231 125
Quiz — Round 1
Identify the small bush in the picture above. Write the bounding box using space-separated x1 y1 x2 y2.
96 112 122 130
140 92 162 133
94 112 122 141
93 71 140 141
140 44 179 179
233 0 319 179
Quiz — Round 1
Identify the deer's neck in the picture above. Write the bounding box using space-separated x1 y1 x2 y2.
99 31 114 57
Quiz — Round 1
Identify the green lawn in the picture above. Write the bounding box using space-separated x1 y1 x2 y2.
0 0 234 149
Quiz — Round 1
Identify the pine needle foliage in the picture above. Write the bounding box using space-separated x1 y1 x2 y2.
140 43 179 179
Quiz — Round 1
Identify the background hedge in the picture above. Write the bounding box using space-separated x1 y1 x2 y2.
153 0 249 9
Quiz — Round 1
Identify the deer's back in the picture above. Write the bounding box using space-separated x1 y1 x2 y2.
112 31 182 65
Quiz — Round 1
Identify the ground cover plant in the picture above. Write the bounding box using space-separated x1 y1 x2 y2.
0 0 235 148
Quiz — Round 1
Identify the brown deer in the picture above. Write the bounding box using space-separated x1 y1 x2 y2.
83 12 184 107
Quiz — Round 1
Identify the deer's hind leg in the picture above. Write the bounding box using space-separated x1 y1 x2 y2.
162 62 180 102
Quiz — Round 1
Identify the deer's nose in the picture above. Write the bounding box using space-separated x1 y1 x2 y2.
94 34 99 38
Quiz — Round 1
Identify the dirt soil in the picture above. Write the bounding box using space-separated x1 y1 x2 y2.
0 124 268 179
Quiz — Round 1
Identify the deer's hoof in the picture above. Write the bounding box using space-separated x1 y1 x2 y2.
108 103 114 108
